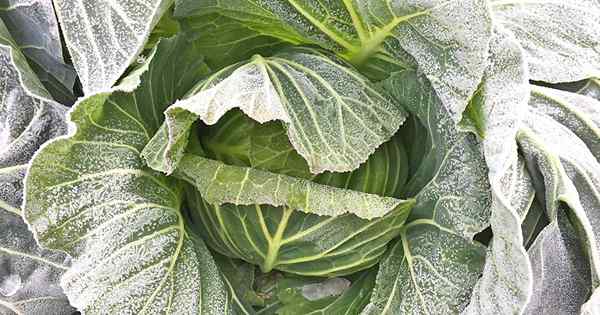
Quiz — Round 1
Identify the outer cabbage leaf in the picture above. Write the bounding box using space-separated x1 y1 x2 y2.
53 0 174 94
517 86 600 314
143 47 407 175
0 0 77 104
175 0 492 123
463 29 535 314
361 71 490 314
491 0 600 83
23 35 233 314
0 17 73 315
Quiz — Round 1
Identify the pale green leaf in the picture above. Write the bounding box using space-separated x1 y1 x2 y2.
491 0 600 83
54 0 174 94
23 36 232 314
143 47 407 175
176 154 412 220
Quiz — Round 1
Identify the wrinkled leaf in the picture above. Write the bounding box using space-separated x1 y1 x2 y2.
517 87 600 313
463 29 535 315
143 47 406 175
23 35 232 314
492 0 600 83
54 0 174 93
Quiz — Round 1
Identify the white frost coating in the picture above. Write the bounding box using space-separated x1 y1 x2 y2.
1 211 73 315
357 0 493 123
518 113 600 314
176 61 289 125
22 36 232 314
361 71 490 314
301 278 351 301
53 0 173 94
0 0 76 99
464 29 535 315
492 0 600 83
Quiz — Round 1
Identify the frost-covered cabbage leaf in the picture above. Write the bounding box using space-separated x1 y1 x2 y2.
53 0 174 94
175 0 493 123
360 71 491 314
179 111 413 276
15 0 600 314
491 0 600 83
516 85 600 314
0 17 72 315
463 28 535 315
143 47 407 175
0 0 77 104
23 35 235 314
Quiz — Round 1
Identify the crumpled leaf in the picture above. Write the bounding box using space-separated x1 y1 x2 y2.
517 86 600 314
23 35 233 314
175 0 492 123
491 0 600 83
54 0 174 94
0 17 72 315
176 154 413 220
0 0 77 104
143 47 406 175
361 71 490 314
463 29 535 315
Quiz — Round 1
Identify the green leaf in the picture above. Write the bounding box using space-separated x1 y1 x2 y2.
175 0 493 123
491 0 600 83
179 13 289 71
176 154 412 220
23 35 232 314
463 29 535 315
143 47 407 175
183 114 412 276
275 271 375 315
0 0 77 104
362 71 490 314
524 208 592 314
53 0 174 94
212 253 259 314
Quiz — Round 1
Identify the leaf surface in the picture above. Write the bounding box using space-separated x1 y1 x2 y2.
175 0 492 123
492 0 600 82
54 0 174 93
23 35 232 314
361 71 490 314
